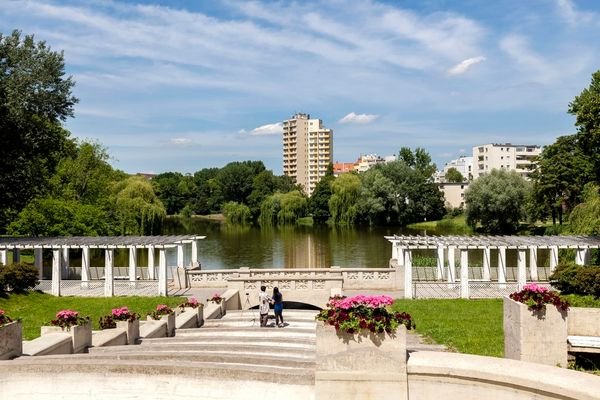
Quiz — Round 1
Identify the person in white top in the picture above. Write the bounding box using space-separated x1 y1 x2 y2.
258 285 272 327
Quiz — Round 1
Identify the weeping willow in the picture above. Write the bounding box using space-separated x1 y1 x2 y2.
259 191 307 225
329 173 361 225
113 177 166 235
222 201 251 224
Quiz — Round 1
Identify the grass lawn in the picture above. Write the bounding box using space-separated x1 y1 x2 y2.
392 298 504 357
0 291 185 340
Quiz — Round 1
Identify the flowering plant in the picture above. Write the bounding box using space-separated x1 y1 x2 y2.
509 283 569 312
0 309 13 326
179 297 201 310
148 304 174 320
50 309 89 330
111 306 140 322
316 295 415 335
207 293 224 304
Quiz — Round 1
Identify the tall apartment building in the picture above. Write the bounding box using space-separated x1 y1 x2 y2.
434 156 473 183
473 143 541 179
282 113 333 196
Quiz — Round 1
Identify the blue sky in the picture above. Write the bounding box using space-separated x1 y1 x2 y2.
1 0 599 175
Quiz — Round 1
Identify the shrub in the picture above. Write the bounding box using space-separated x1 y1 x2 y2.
0 263 39 293
573 267 600 298
99 315 116 329
550 264 600 298
509 283 569 312
550 263 582 294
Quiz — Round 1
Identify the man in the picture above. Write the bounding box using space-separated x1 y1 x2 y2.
258 285 272 327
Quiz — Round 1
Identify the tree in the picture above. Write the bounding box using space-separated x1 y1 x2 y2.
152 172 187 215
445 167 464 183
465 169 530 233
191 167 219 214
309 164 334 223
112 176 166 235
0 30 78 231
214 161 266 205
222 201 251 224
568 183 600 235
329 173 361 225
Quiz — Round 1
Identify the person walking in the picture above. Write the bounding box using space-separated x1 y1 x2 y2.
272 287 284 327
258 285 271 327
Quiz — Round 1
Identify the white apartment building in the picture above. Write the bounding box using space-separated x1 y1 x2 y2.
438 182 469 209
473 143 541 179
434 156 473 183
282 113 333 196
354 154 386 173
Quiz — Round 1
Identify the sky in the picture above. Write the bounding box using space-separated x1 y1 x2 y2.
1 0 600 175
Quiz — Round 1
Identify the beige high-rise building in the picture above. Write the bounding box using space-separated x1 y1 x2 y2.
282 113 333 196
473 143 541 179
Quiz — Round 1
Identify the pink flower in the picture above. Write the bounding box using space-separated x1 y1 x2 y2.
111 307 130 318
523 283 548 293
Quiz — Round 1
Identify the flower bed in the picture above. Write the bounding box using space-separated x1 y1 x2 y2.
316 295 415 335
50 310 90 331
509 283 569 313
179 297 201 310
207 294 223 304
148 304 174 320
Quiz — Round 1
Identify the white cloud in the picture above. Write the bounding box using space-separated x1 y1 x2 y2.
447 56 486 75
249 123 282 136
171 138 191 145
555 0 595 26
339 112 379 124
500 34 555 83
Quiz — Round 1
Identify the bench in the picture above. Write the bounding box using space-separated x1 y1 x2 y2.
567 335 600 354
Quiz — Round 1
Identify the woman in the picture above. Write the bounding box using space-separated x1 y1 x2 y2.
272 287 284 327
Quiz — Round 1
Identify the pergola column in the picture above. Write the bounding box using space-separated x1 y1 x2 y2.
549 246 559 272
191 240 200 268
148 245 156 280
575 247 590 266
81 246 90 288
529 246 538 281
447 246 456 284
12 248 21 264
460 249 469 299
0 249 7 265
498 246 507 289
177 244 185 268
436 245 444 281
158 248 168 296
52 249 62 296
128 246 137 286
482 247 491 281
34 248 43 279
61 247 70 279
104 249 114 297
403 249 413 299
517 248 527 291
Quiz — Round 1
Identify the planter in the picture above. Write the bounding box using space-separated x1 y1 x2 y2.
147 314 175 337
183 305 204 327
0 321 23 360
315 323 408 400
503 296 567 367
116 319 140 345
41 321 92 353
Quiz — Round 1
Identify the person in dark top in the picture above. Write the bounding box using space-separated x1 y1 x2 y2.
272 287 284 327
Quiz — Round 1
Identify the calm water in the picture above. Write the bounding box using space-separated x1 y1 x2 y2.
161 218 438 270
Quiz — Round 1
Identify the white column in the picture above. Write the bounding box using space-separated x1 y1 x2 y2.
391 241 399 262
436 245 444 281
104 249 114 297
61 247 70 279
158 248 168 296
191 240 200 268
148 245 155 280
12 248 21 264
498 246 506 289
404 250 413 299
81 246 90 288
482 247 491 281
34 248 43 279
177 244 184 268
517 249 527 291
529 246 538 281
549 246 559 272
575 247 590 266
460 249 469 299
398 246 405 267
52 249 62 296
447 246 456 283
0 250 7 266
128 246 137 284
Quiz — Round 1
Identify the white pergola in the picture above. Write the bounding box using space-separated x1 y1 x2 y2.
0 235 205 296
385 235 600 299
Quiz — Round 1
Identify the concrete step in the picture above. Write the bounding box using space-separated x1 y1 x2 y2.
223 310 319 321
174 326 315 339
139 335 316 349
204 318 316 329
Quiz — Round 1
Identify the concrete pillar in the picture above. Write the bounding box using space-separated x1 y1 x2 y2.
12 248 21 264
447 246 456 283
81 246 90 288
403 250 413 299
0 250 7 266
104 249 114 297
517 249 527 291
460 249 469 299
34 248 43 279
128 246 137 285
191 240 200 268
158 248 168 296
177 244 184 268
529 246 538 281
61 247 70 279
391 241 399 262
575 247 590 266
483 247 491 281
498 246 507 289
436 245 444 281
52 249 62 296
148 245 156 280
549 246 559 272
398 247 405 267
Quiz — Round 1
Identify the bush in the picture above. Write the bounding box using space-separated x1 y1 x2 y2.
550 263 582 294
550 263 600 298
0 263 39 293
574 267 600 298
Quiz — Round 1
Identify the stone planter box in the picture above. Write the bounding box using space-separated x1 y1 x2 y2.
116 319 140 345
41 321 92 353
147 314 175 337
503 296 567 367
315 323 408 400
0 321 23 360
184 305 204 327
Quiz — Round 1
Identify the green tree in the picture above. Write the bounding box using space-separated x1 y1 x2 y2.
329 173 361 225
445 167 464 183
309 164 334 223
465 169 530 233
152 172 187 215
191 167 219 214
259 191 307 225
568 183 600 235
356 169 394 225
214 161 266 205
0 30 78 231
112 176 166 235
222 201 252 224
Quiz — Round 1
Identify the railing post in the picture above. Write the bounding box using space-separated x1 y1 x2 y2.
460 249 469 299
404 250 413 299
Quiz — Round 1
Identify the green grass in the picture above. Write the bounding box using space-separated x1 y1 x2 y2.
408 215 473 234
564 294 600 308
392 298 504 357
0 292 185 340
